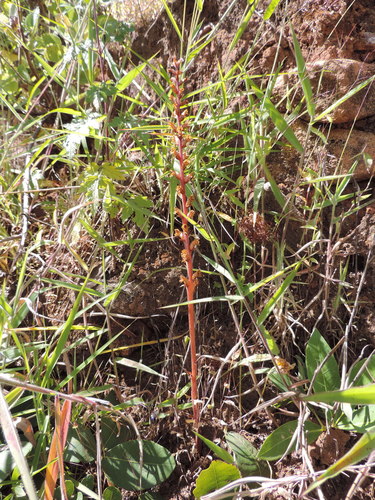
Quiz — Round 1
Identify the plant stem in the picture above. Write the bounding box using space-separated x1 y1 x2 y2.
169 58 200 434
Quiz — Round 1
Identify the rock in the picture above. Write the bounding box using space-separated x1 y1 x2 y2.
326 128 375 180
267 121 375 182
274 59 375 123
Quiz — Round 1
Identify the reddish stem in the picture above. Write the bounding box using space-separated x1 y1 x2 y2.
170 59 200 434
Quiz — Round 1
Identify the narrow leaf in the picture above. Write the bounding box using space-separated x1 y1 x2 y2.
160 0 182 40
303 384 375 405
0 388 38 500
115 358 167 379
194 432 234 464
314 75 375 122
116 63 147 92
264 0 282 20
290 25 315 117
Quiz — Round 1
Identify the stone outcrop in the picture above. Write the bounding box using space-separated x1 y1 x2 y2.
274 59 375 124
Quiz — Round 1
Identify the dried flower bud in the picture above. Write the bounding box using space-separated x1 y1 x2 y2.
190 239 199 251
180 275 188 286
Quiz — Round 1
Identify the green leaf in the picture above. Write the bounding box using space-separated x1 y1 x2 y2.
116 63 147 92
0 390 38 500
102 440 176 491
194 432 234 464
258 420 323 461
263 0 282 20
314 75 375 122
103 486 122 500
64 424 96 463
290 25 315 118
304 384 375 405
251 83 303 152
101 416 134 451
336 405 375 433
229 1 259 51
257 262 300 326
160 0 182 40
349 357 375 387
305 328 341 393
225 432 269 477
0 441 33 482
193 460 241 499
139 493 164 500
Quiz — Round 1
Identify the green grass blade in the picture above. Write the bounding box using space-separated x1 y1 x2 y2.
314 75 375 122
303 384 375 405
116 62 147 93
263 0 282 20
229 0 259 50
0 388 38 500
160 0 182 41
257 262 300 326
290 25 315 118
43 274 91 385
252 83 303 152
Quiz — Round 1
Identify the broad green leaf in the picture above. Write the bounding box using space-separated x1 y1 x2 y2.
263 0 282 20
116 63 147 92
349 357 375 386
304 427 375 495
305 329 340 393
194 432 234 464
101 416 134 451
290 25 315 118
336 405 375 433
64 424 96 464
115 358 167 378
226 432 269 477
139 493 165 500
304 384 375 405
0 440 33 482
102 440 175 491
193 460 241 499
103 486 122 500
258 420 323 460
